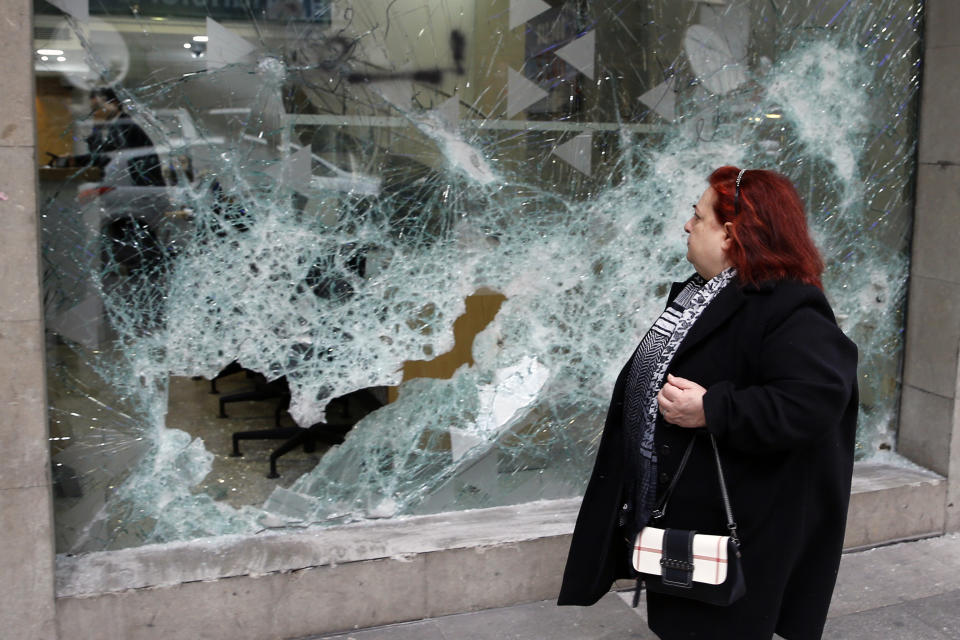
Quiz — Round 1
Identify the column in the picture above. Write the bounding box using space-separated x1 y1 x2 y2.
0 0 58 636
899 0 960 532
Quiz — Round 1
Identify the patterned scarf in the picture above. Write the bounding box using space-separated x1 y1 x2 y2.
620 268 737 539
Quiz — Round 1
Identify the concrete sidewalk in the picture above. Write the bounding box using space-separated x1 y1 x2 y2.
306 533 960 640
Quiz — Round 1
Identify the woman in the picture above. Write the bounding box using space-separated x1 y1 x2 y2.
558 166 858 640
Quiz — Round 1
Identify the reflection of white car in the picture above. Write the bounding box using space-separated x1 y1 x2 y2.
67 108 220 272
44 115 224 346
77 109 383 273
46 107 385 347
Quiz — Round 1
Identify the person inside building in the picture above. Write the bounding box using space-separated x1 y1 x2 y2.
50 86 164 186
558 166 859 640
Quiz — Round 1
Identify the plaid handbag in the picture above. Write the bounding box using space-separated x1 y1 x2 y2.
631 434 746 607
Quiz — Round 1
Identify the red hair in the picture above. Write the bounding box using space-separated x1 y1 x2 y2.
708 166 823 290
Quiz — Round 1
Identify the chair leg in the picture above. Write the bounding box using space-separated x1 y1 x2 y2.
268 429 312 478
227 395 357 477
264 423 348 478
274 393 291 427
211 361 245 395
219 389 277 418
231 427 300 457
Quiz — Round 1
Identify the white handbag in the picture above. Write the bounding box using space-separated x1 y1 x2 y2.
633 526 732 585
630 433 746 606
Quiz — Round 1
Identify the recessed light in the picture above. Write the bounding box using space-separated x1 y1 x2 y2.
57 56 66 62
183 43 192 49
192 35 208 42
37 49 64 56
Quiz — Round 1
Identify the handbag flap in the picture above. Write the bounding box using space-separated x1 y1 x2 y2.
633 527 729 585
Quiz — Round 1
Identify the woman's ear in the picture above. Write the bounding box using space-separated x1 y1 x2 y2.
722 222 734 248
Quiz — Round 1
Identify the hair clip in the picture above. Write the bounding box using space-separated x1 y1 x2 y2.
734 168 747 216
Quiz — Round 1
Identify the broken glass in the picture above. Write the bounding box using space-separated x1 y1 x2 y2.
36 0 922 551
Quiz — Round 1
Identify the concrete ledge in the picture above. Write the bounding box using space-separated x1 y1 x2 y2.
55 498 582 598
844 460 945 550
55 463 946 639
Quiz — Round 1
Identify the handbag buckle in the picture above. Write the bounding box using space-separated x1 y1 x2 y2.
659 557 694 571
659 528 695 588
728 522 740 547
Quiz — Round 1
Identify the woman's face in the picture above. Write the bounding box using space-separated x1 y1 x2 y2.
684 187 732 279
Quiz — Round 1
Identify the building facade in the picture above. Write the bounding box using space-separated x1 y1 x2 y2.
2 0 959 638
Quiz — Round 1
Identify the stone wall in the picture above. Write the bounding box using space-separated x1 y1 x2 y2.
0 0 57 637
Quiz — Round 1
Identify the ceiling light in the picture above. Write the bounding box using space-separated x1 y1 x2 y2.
764 113 782 119
183 43 192 49
57 56 66 62
37 49 64 56
192 35 208 42
41 56 48 61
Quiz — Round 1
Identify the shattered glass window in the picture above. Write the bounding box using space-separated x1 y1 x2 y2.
36 0 922 553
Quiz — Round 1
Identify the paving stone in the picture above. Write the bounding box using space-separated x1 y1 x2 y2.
311 620 446 640
829 534 960 617
823 600 952 640
305 537 960 640
310 593 652 640
900 590 960 640
431 594 652 640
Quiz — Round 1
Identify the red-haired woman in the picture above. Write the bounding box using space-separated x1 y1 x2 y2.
558 167 859 640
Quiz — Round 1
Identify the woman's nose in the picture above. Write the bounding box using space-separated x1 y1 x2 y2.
683 219 692 233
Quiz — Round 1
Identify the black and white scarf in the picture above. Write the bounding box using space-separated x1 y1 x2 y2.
620 268 737 538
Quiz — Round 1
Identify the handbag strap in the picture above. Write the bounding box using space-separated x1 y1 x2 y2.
649 437 695 521
709 433 740 546
650 433 740 547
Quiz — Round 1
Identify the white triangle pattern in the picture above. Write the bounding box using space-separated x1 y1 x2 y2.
509 0 551 30
435 94 460 126
206 17 257 70
555 30 596 80
48 0 89 19
638 79 677 122
552 132 592 176
506 67 548 117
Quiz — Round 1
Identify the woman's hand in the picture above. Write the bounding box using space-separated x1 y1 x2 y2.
657 374 707 428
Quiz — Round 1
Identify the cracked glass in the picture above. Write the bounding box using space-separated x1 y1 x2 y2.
34 0 922 553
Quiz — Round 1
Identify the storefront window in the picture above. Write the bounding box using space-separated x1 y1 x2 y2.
36 0 922 553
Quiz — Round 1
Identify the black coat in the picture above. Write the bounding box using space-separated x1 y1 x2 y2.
557 276 858 640
86 118 164 186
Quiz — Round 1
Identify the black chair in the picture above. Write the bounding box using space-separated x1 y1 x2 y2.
230 387 383 478
208 361 246 394
191 361 252 395
217 374 290 422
